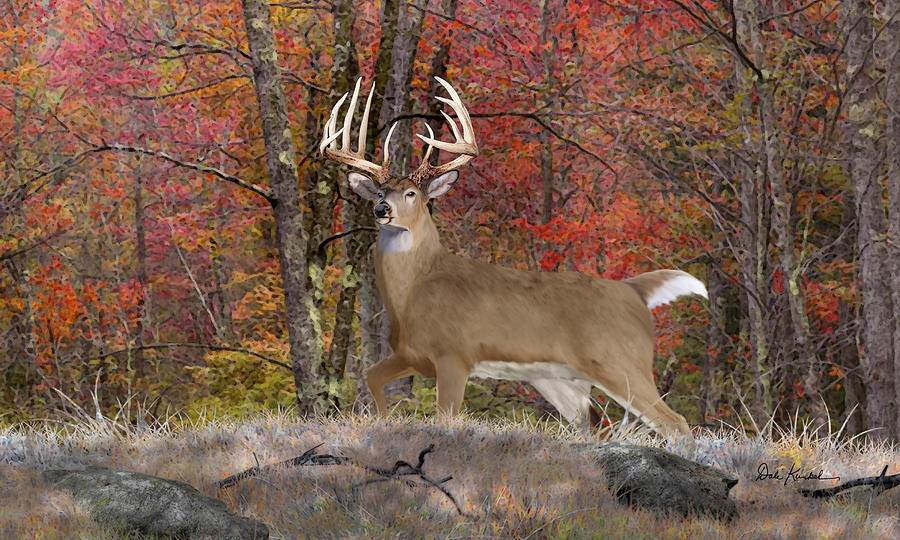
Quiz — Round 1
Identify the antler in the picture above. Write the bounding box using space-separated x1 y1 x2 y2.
409 77 479 185
320 76 478 185
319 77 396 182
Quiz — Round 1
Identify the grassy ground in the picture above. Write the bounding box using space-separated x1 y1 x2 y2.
1 406 898 539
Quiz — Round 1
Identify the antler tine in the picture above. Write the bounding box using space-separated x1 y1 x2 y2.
341 77 362 151
383 122 398 167
358 81 375 155
319 92 348 154
435 76 474 142
439 110 462 143
421 123 435 164
410 77 479 183
319 78 389 180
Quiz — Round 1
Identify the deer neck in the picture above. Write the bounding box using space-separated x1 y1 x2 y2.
374 210 446 315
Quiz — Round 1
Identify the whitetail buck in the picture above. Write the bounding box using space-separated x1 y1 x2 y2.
320 77 707 438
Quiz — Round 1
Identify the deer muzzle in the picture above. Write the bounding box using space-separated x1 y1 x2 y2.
374 202 390 218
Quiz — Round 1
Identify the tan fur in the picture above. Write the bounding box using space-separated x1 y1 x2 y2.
361 177 699 439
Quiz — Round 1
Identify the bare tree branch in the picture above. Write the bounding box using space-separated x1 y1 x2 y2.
317 227 378 256
119 75 250 101
666 0 765 80
89 343 291 371
0 227 71 262
378 111 619 179
22 144 276 205
97 144 276 205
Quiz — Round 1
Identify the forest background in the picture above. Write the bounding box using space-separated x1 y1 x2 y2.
2 0 899 443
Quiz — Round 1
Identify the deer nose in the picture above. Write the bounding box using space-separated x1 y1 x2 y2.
374 203 390 218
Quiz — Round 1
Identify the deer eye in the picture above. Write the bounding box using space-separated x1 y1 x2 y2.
376 191 385 199
405 191 416 198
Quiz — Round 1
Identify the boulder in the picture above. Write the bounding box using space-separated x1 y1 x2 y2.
41 466 268 539
580 441 739 521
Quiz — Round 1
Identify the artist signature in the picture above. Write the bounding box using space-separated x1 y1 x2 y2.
755 462 841 486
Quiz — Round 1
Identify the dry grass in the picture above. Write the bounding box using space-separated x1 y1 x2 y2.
1 404 898 540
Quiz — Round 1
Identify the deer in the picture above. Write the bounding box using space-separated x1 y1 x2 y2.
319 76 707 439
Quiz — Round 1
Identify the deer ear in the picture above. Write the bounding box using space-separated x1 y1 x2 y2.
425 171 459 199
348 172 381 201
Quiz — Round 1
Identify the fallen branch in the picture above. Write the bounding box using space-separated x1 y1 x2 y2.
800 465 900 499
215 443 467 516
350 444 466 516
215 443 348 489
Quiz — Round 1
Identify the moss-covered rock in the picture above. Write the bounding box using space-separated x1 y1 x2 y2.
41 466 268 539
582 441 739 521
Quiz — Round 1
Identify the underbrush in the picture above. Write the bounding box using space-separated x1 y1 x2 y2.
0 401 898 539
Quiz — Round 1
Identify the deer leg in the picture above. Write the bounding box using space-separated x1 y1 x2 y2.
624 369 691 438
365 354 416 416
593 373 691 439
529 378 592 428
435 360 469 416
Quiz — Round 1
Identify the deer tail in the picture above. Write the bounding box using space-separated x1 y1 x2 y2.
625 270 708 309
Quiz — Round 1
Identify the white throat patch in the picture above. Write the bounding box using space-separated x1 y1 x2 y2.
378 224 413 254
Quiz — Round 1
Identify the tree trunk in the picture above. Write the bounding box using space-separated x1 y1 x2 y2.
838 186 865 435
539 0 557 226
377 0 429 401
844 0 896 441
330 0 402 410
751 51 826 428
886 0 900 438
732 0 828 429
422 0 459 167
322 0 361 406
733 0 773 427
241 0 321 414
133 159 147 379
702 264 729 424
381 0 428 177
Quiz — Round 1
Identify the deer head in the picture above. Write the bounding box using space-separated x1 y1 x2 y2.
319 77 478 234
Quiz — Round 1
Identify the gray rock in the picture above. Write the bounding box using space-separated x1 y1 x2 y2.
41 466 269 539
582 441 739 521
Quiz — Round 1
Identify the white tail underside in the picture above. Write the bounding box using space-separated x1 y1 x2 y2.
633 270 708 309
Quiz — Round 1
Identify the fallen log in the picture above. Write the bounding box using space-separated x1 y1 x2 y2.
800 465 899 499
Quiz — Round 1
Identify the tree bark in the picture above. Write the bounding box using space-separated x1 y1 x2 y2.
844 0 895 441
838 186 865 436
241 0 322 414
381 0 429 177
322 0 361 404
376 0 429 400
746 3 826 427
702 264 729 423
733 0 773 426
539 0 558 227
423 0 460 168
133 158 147 379
886 0 900 438
339 0 400 390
